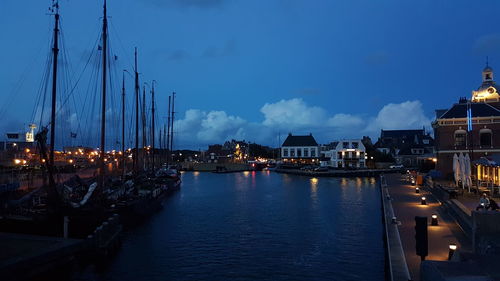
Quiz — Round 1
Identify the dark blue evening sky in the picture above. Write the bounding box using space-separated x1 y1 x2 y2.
1 0 500 149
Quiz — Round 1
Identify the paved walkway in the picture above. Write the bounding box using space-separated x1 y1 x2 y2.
386 174 471 281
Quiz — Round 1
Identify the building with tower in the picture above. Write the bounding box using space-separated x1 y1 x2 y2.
433 64 500 177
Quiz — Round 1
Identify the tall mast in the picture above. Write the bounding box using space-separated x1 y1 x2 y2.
166 95 171 165
151 81 156 171
170 92 175 162
121 71 126 177
142 85 146 170
49 1 60 176
98 0 108 189
134 48 139 173
163 123 166 163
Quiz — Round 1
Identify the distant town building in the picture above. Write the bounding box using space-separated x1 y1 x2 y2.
281 133 319 164
320 139 366 168
433 65 500 177
374 129 434 167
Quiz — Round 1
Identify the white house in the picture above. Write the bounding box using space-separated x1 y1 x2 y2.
320 139 366 168
281 133 319 164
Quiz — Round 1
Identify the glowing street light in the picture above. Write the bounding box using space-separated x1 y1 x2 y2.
421 196 427 205
416 187 420 193
431 214 438 226
448 243 457 260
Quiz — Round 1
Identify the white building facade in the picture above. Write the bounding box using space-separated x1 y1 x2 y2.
280 134 319 164
321 139 366 168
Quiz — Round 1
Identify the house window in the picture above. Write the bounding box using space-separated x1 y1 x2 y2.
297 148 302 157
304 148 309 157
454 130 466 146
480 129 492 147
290 148 295 157
338 152 343 159
311 148 316 157
283 148 288 157
343 142 349 148
352 142 359 149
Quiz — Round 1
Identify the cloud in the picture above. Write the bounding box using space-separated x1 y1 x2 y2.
473 34 500 55
175 109 249 146
173 99 431 148
143 0 226 9
365 100 430 133
327 113 364 128
260 98 327 128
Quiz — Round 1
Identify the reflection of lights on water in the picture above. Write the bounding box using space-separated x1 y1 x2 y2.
243 171 250 177
193 171 200 177
340 178 348 187
310 177 318 195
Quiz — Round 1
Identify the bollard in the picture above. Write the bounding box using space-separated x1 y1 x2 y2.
421 196 427 205
416 187 420 193
448 244 457 260
431 214 438 226
63 216 69 239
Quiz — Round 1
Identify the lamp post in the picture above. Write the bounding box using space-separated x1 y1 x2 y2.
431 214 438 226
448 243 457 260
421 196 427 205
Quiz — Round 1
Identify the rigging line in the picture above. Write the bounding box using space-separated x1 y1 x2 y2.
30 46 53 124
54 34 101 123
76 40 101 140
109 21 134 74
38 46 54 129
1 22 51 123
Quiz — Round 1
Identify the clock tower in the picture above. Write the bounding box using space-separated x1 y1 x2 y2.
472 64 500 107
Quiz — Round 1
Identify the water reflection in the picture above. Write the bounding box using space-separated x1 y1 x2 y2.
310 177 319 202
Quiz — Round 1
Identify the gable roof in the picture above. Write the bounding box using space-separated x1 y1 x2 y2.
282 134 318 147
439 102 500 119
380 129 424 139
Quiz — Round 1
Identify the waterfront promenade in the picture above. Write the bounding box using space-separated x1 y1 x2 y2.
383 173 471 281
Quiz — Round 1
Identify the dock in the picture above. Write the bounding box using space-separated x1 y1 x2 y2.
381 173 474 281
276 168 399 177
0 232 85 281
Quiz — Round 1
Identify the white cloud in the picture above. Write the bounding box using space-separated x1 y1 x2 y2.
327 113 364 128
260 98 327 127
173 99 431 148
365 100 430 133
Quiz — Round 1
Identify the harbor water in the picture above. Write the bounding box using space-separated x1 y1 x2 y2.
77 171 385 281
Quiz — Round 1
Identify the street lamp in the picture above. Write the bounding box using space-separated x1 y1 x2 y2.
421 196 427 205
431 214 438 226
448 243 457 260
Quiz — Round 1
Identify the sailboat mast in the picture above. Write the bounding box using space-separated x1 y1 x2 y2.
98 0 108 189
151 81 156 170
134 48 139 173
49 2 60 172
142 85 146 170
122 71 126 177
170 92 175 162
166 95 171 164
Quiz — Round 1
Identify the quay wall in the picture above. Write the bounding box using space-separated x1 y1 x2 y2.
182 162 250 172
379 175 412 281
275 168 398 177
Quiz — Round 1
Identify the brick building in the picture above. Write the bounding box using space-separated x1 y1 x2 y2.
433 65 500 178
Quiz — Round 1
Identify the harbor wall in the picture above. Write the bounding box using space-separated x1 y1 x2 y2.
181 162 250 172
